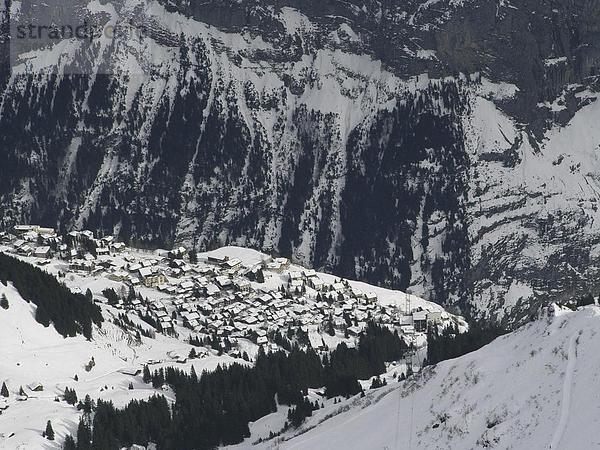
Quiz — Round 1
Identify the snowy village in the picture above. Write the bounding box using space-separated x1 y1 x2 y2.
0 225 454 363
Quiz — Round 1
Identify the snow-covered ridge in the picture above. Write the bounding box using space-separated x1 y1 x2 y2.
261 306 600 450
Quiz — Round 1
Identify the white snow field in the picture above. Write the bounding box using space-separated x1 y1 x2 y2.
0 281 240 449
257 307 600 450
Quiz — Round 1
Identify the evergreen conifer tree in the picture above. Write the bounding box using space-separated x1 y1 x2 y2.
64 387 78 405
143 365 151 384
0 294 8 309
63 434 76 450
256 269 265 283
45 420 55 440
76 418 92 450
82 394 94 414
1 382 8 397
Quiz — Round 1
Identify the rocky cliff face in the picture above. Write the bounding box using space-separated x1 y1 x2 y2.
1 0 600 327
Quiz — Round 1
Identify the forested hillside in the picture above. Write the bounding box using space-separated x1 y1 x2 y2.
63 323 408 449
0 253 102 338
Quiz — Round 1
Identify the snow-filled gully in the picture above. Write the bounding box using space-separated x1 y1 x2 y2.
549 332 578 450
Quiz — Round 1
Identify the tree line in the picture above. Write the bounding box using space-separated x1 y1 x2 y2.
426 322 505 366
0 252 103 338
63 322 408 449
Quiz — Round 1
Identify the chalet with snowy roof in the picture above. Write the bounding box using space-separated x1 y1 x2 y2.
266 257 289 273
234 279 251 291
13 224 38 235
39 227 56 236
169 246 188 259
100 236 114 246
111 242 126 252
17 244 32 255
179 280 195 292
347 325 364 336
118 367 142 376
69 260 94 273
159 319 174 334
207 254 228 265
12 238 25 249
288 271 303 281
308 276 324 290
221 257 242 269
332 282 345 292
215 275 233 289
139 267 167 288
95 246 110 256
27 382 44 392
183 312 201 329
290 279 303 290
108 270 129 282
128 262 143 272
300 268 315 278
400 324 415 335
365 292 377 303
243 315 258 325
413 310 428 332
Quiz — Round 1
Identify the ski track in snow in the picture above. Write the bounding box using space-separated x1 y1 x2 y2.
549 332 578 450
283 388 398 449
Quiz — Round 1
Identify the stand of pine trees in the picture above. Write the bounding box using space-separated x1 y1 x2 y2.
0 253 103 338
287 397 319 428
64 387 78 405
323 322 407 397
576 293 595 307
426 322 505 366
63 322 408 449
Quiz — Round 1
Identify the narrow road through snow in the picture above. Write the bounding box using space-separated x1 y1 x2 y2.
549 332 578 449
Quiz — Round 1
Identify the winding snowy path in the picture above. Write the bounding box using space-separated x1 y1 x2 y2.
549 332 578 449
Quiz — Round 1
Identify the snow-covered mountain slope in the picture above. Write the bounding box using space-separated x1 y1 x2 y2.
464 87 600 325
0 280 240 449
1 0 600 326
261 306 600 450
0 241 454 448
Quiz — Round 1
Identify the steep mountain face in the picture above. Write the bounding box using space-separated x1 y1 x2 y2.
1 0 600 326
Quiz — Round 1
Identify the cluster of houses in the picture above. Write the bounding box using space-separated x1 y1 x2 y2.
0 225 450 354
2 227 126 266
